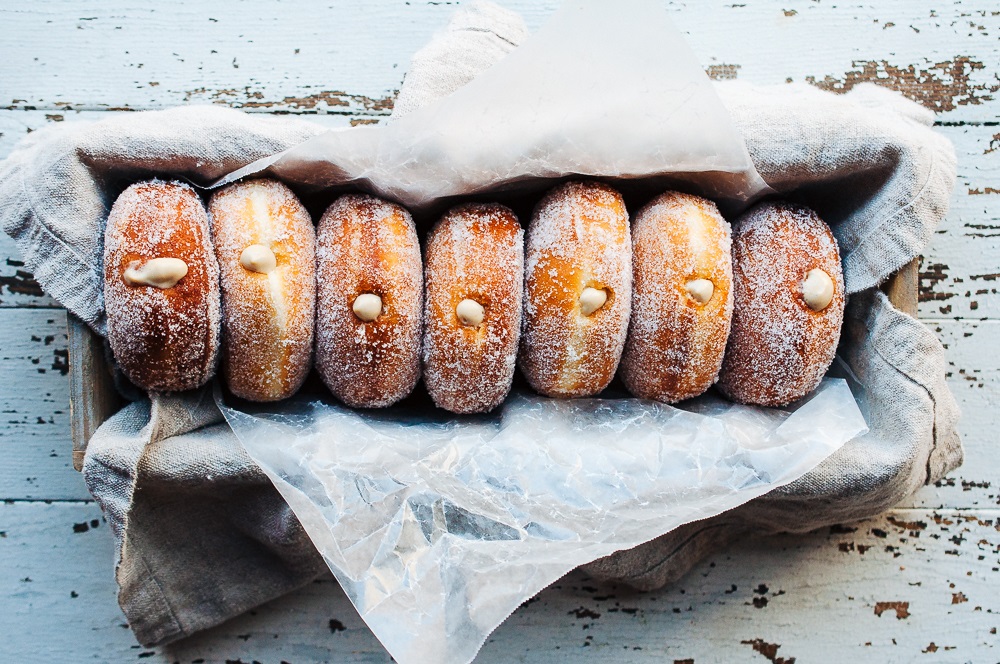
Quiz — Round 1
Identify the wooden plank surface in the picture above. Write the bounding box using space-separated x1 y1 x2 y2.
2 1 997 123
2 502 997 662
1 0 998 662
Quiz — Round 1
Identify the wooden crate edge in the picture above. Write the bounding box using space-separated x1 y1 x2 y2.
68 314 121 472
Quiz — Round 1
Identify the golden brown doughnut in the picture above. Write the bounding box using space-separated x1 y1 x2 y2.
315 194 422 408
209 179 315 402
620 191 733 403
519 181 632 398
423 203 524 413
717 200 845 406
103 180 221 392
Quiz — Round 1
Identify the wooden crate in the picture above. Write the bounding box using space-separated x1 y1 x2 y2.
67 259 920 471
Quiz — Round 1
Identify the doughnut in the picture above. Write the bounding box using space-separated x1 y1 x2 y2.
520 181 632 398
315 194 422 408
423 203 524 413
208 179 316 402
620 191 733 403
716 200 845 406
103 180 221 392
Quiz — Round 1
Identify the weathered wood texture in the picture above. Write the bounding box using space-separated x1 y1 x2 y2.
1 0 997 662
67 314 121 471
2 2 997 123
2 502 997 662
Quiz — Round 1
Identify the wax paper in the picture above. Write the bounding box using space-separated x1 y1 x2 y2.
215 0 771 211
219 379 866 664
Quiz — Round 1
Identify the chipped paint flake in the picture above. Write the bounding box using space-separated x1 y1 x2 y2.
919 262 953 302
741 638 796 664
183 87 396 113
873 601 910 619
706 64 741 80
806 56 1000 113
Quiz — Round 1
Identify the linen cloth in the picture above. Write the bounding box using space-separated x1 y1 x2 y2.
0 0 961 647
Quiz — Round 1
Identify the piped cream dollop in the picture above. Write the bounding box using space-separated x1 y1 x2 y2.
802 268 835 311
685 278 715 305
123 257 188 289
456 298 485 327
802 268 834 311
240 244 277 274
579 287 608 316
352 293 383 322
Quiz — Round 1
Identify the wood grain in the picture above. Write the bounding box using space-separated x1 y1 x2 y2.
1 502 997 662
67 314 121 471
0 0 993 170
0 309 86 500
1 2 996 122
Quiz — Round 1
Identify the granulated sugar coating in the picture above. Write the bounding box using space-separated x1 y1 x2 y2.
520 181 632 397
316 194 422 408
717 200 845 406
209 179 316 402
103 180 221 392
621 192 733 403
423 203 524 413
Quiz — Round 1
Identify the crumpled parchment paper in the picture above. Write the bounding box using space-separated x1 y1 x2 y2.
219 379 866 664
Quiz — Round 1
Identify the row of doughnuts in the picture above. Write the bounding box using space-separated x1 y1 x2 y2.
518 181 843 407
102 178 844 412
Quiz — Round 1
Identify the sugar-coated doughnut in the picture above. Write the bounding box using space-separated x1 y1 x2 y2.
620 191 733 403
520 181 632 398
209 179 315 402
103 180 221 392
716 200 845 406
315 194 422 408
423 203 524 413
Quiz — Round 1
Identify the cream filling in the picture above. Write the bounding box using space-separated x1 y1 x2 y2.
123 257 188 288
240 244 277 274
579 287 608 316
353 293 383 322
685 278 714 305
456 298 485 327
802 268 835 311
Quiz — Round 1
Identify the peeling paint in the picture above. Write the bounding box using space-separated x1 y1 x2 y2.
741 638 795 664
706 64 741 80
986 133 1000 155
806 56 1000 113
874 601 910 619
919 262 953 302
184 86 396 113
0 269 44 298
570 607 601 620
